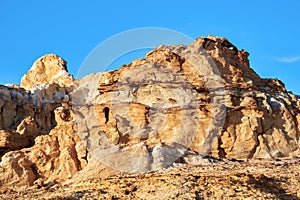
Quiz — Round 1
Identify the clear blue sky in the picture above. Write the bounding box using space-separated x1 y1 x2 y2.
1 1 300 94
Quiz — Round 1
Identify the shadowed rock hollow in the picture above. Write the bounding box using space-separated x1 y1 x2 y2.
0 36 299 197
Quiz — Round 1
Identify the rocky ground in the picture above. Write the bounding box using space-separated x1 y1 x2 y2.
1 158 299 200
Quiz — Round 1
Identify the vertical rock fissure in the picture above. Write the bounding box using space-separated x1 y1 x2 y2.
104 107 110 124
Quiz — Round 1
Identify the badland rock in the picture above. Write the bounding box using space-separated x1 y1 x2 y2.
0 37 299 191
80 36 300 173
21 54 74 90
0 55 83 189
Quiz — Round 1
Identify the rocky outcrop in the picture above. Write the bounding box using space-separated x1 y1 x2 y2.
0 116 38 154
195 36 300 159
77 36 300 174
0 83 73 158
0 106 86 189
0 55 83 189
21 54 74 90
0 36 299 190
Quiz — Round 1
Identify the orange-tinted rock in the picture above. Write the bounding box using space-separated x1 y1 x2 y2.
79 36 300 170
21 54 74 90
0 36 299 190
0 107 86 189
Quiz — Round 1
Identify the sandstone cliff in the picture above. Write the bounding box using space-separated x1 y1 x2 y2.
0 36 299 190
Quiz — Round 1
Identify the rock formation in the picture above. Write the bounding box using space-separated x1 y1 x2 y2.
0 36 299 190
21 54 74 90
0 55 82 189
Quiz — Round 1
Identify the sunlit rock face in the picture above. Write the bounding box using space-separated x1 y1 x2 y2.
0 36 299 189
21 54 74 91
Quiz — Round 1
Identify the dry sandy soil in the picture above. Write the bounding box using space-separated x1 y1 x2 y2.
0 158 299 200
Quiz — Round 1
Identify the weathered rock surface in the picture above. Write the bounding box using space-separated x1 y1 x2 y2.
78 36 300 174
0 106 86 190
21 54 74 90
0 36 299 194
0 55 82 189
0 116 38 153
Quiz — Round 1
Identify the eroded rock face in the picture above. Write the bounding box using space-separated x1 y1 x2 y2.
0 55 83 189
195 36 300 159
77 36 300 174
0 107 86 190
21 54 74 90
0 37 299 189
0 116 38 154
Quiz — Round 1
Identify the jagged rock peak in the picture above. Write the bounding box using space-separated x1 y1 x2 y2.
196 35 250 66
21 54 74 90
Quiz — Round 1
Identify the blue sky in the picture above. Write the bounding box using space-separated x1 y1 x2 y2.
1 1 300 94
